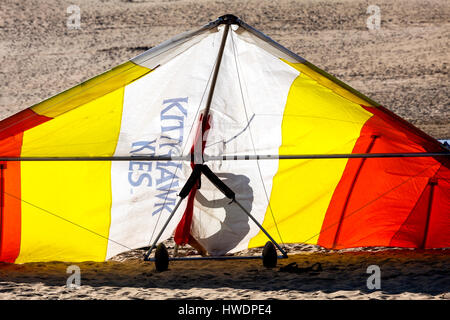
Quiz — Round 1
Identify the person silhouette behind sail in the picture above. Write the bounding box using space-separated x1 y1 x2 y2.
188 173 253 256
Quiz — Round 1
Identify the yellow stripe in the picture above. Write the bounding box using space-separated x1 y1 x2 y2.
249 72 372 248
21 86 125 157
283 60 375 107
31 61 150 119
16 88 125 263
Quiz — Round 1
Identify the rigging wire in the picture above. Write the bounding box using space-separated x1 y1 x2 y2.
205 113 255 149
230 29 286 248
1 160 443 257
300 162 442 246
4 191 133 252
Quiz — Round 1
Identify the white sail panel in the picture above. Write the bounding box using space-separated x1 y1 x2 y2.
106 28 224 258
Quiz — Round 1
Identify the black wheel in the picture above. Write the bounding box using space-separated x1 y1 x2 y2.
154 243 169 272
262 241 277 268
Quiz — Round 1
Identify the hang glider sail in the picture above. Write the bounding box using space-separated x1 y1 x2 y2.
0 15 448 263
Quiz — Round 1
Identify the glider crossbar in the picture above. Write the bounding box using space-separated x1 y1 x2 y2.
204 152 450 161
0 156 187 162
0 152 447 162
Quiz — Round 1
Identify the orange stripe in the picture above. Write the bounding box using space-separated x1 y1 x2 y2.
318 106 448 249
0 133 23 263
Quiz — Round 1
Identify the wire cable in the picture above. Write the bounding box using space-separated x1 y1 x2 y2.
300 162 441 246
4 191 132 251
230 29 286 248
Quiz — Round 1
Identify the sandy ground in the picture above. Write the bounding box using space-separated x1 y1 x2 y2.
0 242 449 300
0 0 449 300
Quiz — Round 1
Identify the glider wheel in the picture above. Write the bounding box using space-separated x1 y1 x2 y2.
154 243 169 272
262 241 277 268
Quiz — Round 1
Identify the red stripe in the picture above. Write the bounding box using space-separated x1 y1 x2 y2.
0 133 23 263
0 108 51 142
318 106 449 249
174 114 211 245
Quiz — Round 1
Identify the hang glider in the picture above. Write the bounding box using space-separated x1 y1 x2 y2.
0 14 448 265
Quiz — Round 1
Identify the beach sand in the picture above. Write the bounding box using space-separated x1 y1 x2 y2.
0 0 449 300
1 242 449 299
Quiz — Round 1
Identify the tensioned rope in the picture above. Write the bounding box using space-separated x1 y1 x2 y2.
229 29 286 248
